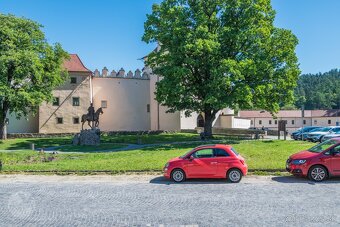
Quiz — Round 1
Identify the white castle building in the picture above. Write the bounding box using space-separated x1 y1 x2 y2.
7 54 251 134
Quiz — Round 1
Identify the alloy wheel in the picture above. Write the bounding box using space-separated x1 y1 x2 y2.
311 167 326 181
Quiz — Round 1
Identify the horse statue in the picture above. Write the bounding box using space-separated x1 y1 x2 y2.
81 107 104 130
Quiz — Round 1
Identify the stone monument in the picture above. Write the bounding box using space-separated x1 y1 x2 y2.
72 103 104 146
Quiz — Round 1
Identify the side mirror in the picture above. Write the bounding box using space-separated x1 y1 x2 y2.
188 155 194 160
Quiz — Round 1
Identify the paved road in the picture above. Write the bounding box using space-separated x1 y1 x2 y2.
0 175 339 227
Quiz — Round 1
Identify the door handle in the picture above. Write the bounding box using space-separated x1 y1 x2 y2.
210 162 218 164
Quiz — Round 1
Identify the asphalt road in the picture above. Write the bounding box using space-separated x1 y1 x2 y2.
0 174 340 227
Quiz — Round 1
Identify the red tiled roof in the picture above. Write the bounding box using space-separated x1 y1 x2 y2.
239 110 340 118
63 54 92 73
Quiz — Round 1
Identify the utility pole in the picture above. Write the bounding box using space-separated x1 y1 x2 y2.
301 105 305 140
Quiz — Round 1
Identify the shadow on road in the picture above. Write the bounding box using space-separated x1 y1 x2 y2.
272 176 340 184
149 176 230 185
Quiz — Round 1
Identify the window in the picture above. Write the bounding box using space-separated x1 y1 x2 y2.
231 148 239 156
214 149 229 157
73 117 80 124
52 97 59 106
303 120 306 125
192 149 214 158
56 117 63 124
275 120 278 125
259 120 262 125
73 97 80 106
292 120 295 125
269 120 272 125
101 100 107 108
147 104 150 113
251 120 253 125
314 120 317 125
328 119 332 124
70 77 77 84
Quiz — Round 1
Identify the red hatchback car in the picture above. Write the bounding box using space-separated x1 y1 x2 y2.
163 144 248 183
287 137 340 181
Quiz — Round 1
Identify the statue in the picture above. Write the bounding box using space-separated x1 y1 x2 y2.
81 103 104 130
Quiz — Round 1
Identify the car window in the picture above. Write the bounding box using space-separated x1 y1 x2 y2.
332 128 340 133
214 149 229 157
309 140 338 153
334 145 340 152
231 148 239 156
193 149 214 158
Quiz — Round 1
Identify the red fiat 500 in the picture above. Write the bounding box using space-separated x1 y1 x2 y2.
287 137 340 181
163 144 248 183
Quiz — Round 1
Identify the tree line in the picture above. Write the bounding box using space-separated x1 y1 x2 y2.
294 69 340 110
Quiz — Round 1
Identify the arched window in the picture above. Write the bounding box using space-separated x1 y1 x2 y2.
197 114 205 127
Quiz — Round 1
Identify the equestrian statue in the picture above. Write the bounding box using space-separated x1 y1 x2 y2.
81 103 104 130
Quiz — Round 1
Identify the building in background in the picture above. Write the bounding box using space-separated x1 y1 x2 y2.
239 110 340 133
7 54 251 134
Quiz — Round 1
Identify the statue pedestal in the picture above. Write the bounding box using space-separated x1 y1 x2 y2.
73 128 100 146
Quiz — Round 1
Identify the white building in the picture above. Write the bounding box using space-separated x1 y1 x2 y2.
239 110 340 133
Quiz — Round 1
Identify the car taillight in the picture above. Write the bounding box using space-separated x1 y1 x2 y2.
239 159 245 165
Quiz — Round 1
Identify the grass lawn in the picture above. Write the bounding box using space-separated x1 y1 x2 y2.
0 140 315 173
0 133 205 150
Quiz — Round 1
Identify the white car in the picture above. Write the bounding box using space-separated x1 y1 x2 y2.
307 127 340 142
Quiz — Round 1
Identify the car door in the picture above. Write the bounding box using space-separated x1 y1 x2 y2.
185 148 218 178
330 145 340 175
214 148 233 177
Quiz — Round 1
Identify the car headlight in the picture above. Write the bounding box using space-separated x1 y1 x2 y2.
291 159 307 165
164 162 169 168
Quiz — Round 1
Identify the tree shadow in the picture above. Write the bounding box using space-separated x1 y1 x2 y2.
149 176 230 185
271 176 340 184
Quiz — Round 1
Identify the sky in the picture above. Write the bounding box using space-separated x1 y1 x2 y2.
1 0 340 75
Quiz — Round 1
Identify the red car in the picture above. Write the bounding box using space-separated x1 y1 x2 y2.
163 144 248 183
287 137 340 181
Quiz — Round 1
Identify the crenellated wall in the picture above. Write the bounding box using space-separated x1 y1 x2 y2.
93 67 149 80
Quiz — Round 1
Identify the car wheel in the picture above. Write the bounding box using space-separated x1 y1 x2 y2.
171 169 186 183
227 168 242 183
308 165 328 182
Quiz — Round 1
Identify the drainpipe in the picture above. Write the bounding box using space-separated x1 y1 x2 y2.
89 74 93 104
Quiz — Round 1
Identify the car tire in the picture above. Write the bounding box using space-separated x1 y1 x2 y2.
227 168 242 183
308 165 328 182
171 169 186 183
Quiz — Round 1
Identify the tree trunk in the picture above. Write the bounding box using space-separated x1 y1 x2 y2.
203 110 215 139
0 102 9 140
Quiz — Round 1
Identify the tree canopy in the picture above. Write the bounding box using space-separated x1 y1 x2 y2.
143 0 300 136
295 69 340 110
0 14 69 139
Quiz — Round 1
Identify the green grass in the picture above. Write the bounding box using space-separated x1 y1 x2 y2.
0 140 315 173
0 133 231 152
56 144 126 152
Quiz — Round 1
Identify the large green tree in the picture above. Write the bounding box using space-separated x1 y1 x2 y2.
0 14 69 139
143 0 300 137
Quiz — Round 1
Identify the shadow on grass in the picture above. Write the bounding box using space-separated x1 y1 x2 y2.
5 137 71 150
149 176 230 185
141 140 241 151
262 140 275 143
271 176 340 184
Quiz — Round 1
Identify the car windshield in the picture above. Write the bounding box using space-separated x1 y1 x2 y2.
180 149 194 158
308 139 338 153
332 128 340 132
318 127 332 132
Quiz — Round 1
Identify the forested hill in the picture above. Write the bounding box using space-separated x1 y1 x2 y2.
295 69 340 110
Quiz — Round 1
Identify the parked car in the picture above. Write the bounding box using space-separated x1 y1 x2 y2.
306 127 340 142
291 127 322 140
286 138 340 181
321 131 340 142
300 127 325 141
163 144 248 183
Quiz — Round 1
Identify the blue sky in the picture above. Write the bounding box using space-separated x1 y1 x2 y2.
1 0 340 74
